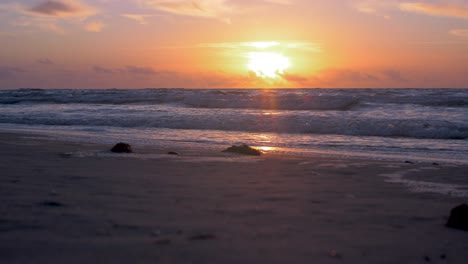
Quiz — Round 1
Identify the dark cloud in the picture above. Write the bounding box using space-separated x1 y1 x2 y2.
93 65 176 76
382 69 409 82
29 1 78 16
268 68 386 88
37 58 54 65
25 0 95 18
124 65 157 75
326 69 379 83
93 66 114 74
0 66 24 79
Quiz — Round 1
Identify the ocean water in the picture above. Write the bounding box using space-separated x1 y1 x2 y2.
1 88 467 163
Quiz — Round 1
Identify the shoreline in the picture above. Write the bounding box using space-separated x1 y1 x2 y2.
1 132 468 263
1 126 467 166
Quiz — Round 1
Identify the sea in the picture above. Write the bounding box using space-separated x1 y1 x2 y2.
1 88 467 164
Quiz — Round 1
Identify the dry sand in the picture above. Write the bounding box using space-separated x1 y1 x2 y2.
0 132 467 263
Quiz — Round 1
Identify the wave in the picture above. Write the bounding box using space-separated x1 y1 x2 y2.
1 88 468 140
2 88 468 110
0 111 466 140
0 89 361 111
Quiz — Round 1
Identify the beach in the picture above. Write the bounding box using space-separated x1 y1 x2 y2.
3 0 468 261
1 132 467 264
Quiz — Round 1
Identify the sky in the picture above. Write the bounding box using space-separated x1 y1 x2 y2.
0 0 468 88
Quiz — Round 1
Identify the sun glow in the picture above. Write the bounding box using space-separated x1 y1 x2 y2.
245 41 280 49
247 52 290 78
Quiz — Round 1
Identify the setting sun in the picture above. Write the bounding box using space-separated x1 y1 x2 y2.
247 52 290 78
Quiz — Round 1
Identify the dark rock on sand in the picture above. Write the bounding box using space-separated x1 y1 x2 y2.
111 142 133 153
222 144 262 156
446 204 468 231
60 153 73 158
40 201 64 207
404 160 414 164
168 151 180 156
188 233 216 240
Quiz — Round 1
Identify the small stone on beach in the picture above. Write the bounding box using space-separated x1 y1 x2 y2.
405 161 414 164
168 151 179 156
110 142 133 153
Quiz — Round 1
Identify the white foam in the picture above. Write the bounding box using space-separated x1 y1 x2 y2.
380 169 468 197
1 88 468 139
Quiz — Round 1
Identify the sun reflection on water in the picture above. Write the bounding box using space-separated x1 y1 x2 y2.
258 146 277 152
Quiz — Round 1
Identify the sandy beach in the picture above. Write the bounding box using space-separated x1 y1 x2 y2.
1 132 467 264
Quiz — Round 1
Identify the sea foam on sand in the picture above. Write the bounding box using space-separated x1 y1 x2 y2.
1 132 468 264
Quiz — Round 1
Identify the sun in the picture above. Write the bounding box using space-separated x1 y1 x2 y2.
247 52 290 78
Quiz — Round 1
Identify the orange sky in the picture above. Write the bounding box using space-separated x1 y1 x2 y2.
1 0 468 88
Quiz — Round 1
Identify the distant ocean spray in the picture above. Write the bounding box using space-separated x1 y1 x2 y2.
1 88 467 163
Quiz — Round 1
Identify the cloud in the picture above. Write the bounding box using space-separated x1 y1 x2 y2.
220 68 382 88
121 14 156 25
93 66 114 74
29 0 78 16
137 0 294 23
26 0 96 18
0 1 98 34
231 0 293 6
321 68 380 83
93 65 169 75
37 58 54 65
0 66 24 79
198 41 322 52
279 72 309 83
275 68 409 88
399 2 468 19
354 0 395 18
450 29 468 38
263 0 293 4
381 69 409 82
356 1 468 20
124 65 158 75
85 21 105 32
141 0 236 23
355 3 378 14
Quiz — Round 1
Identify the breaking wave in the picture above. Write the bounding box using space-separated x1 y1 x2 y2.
2 88 468 110
1 88 467 140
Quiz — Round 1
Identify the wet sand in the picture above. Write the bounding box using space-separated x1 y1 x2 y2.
1 132 467 264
